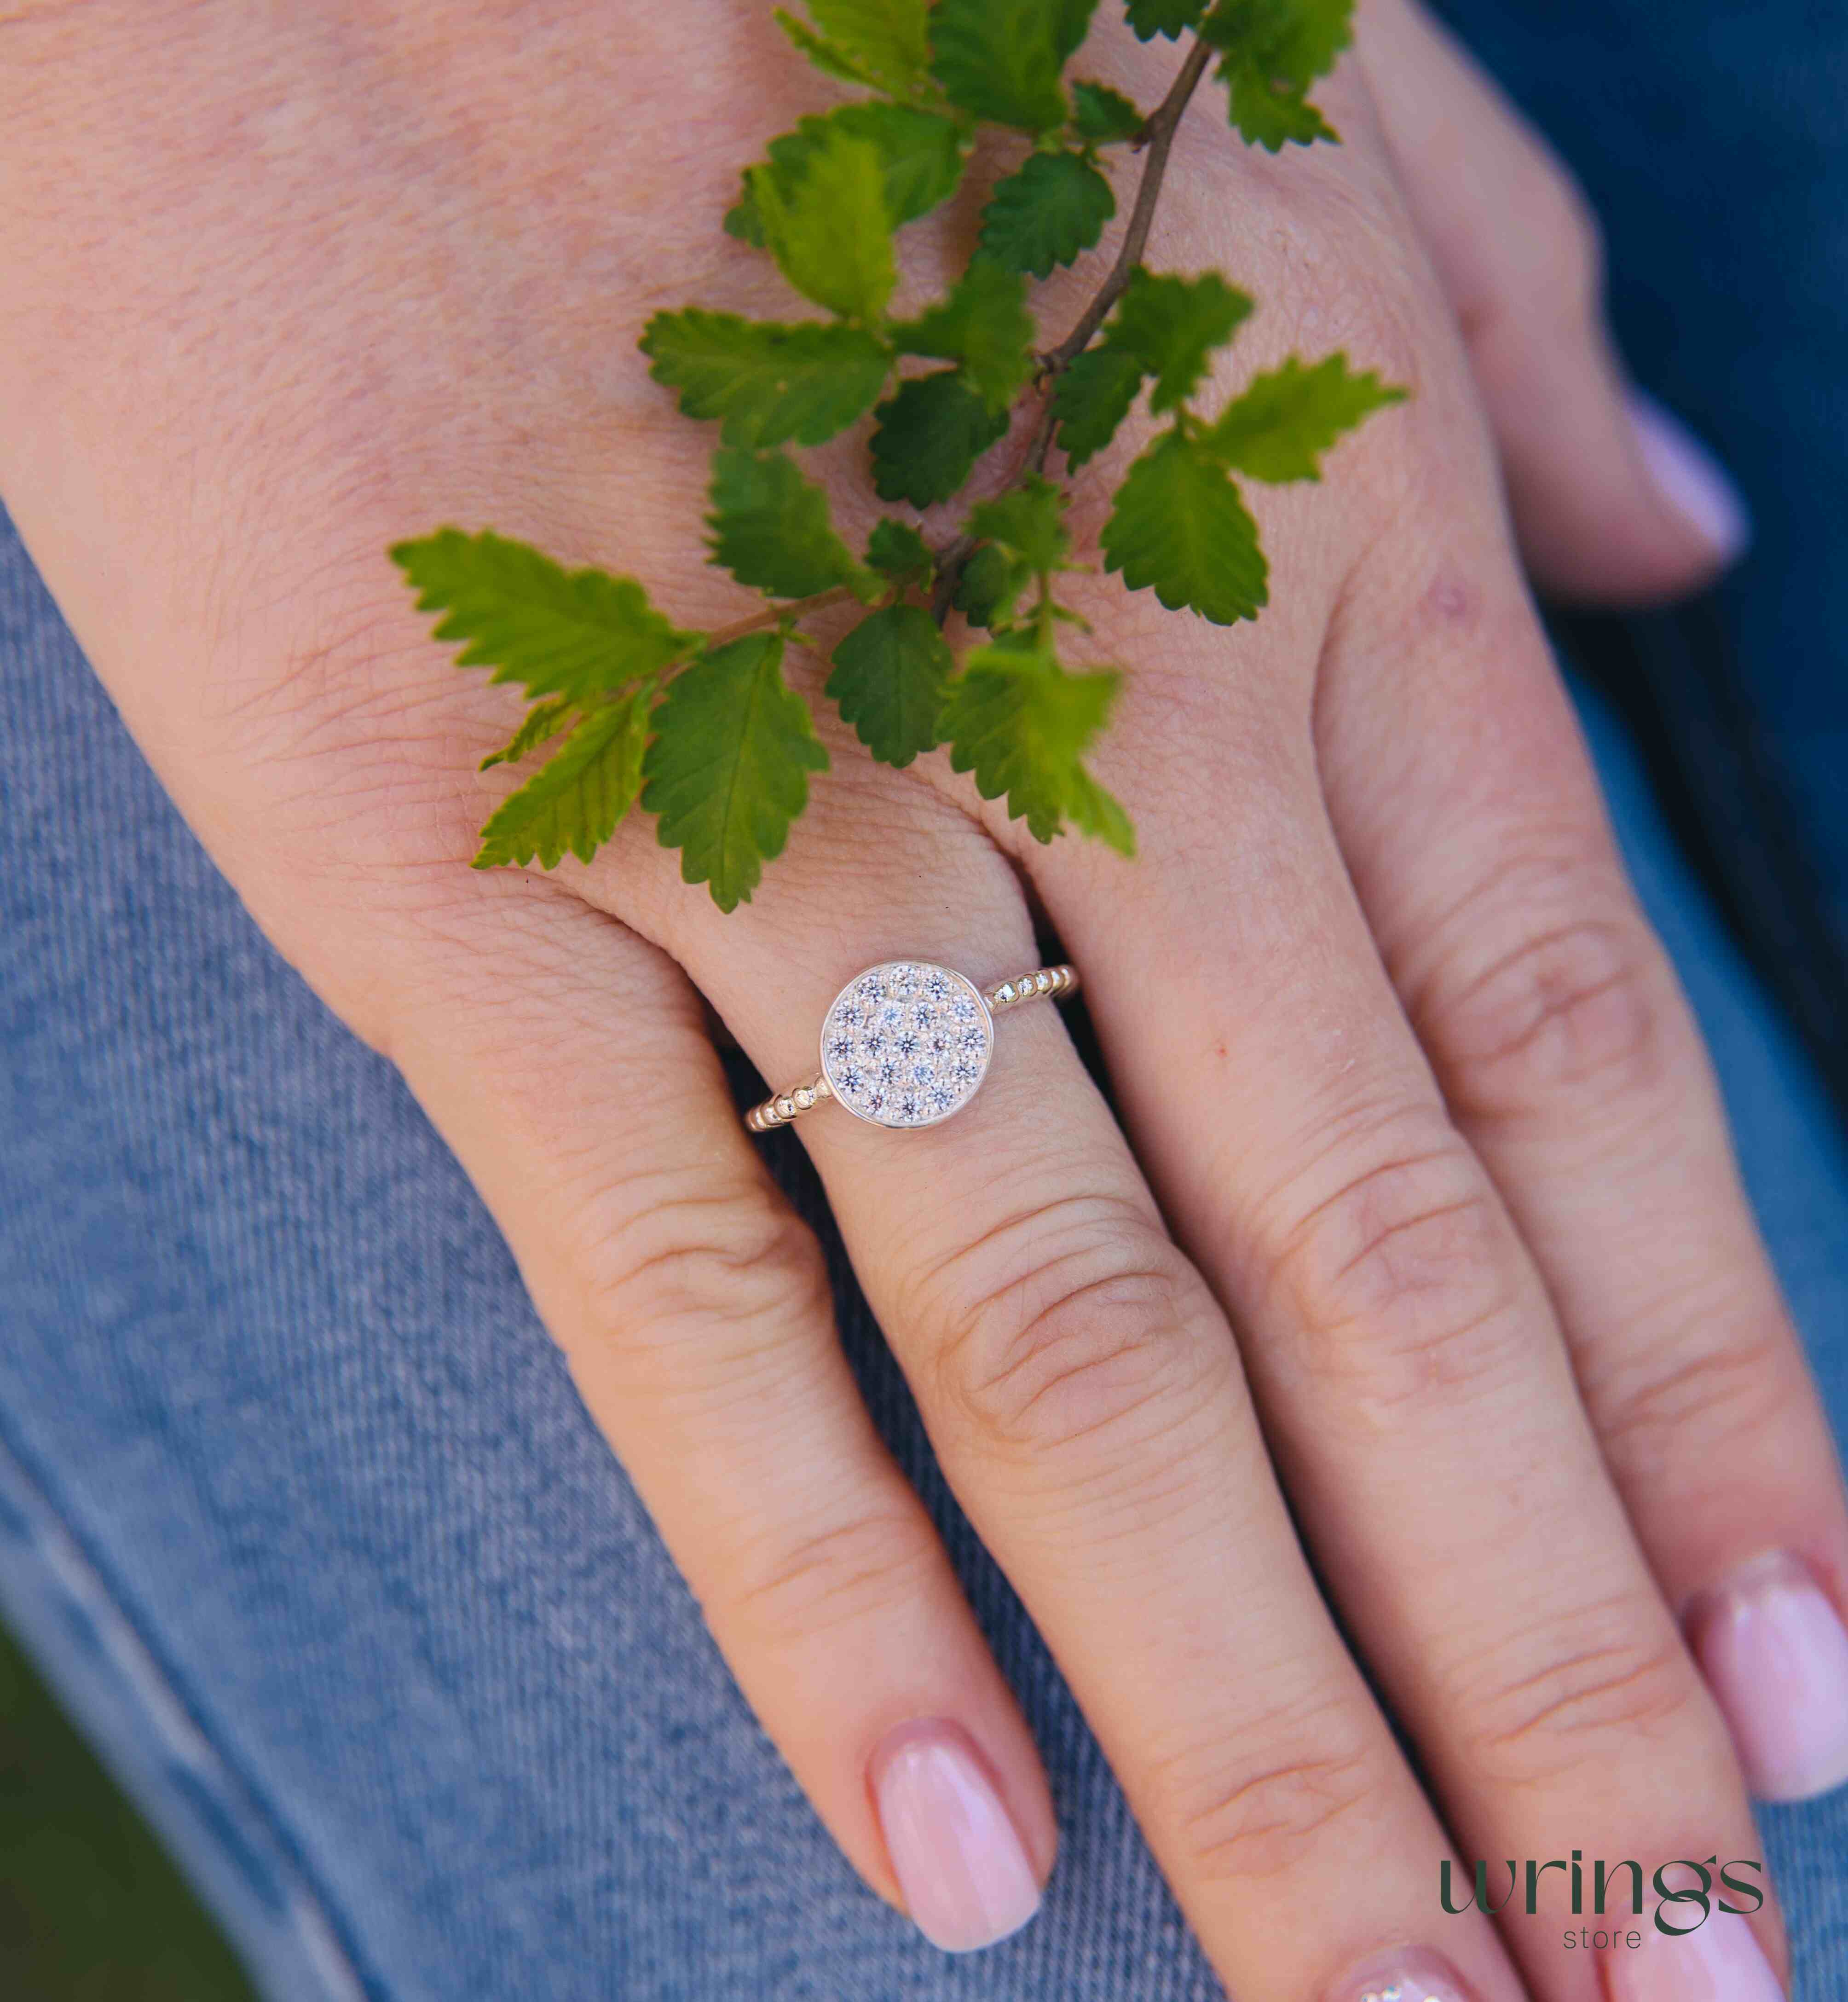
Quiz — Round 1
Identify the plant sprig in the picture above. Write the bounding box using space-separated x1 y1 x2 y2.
393 0 1405 911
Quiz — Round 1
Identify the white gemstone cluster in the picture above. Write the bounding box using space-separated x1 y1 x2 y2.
818 960 993 1129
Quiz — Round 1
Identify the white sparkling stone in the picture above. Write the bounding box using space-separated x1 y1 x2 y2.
820 960 993 1129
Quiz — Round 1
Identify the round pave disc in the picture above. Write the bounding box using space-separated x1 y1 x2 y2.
818 960 994 1130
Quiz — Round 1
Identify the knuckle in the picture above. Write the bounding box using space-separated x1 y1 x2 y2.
584 1178 829 1373
1156 1715 1377 1885
1260 1123 1524 1415
918 1194 1219 1460
1422 901 1675 1120
1455 1598 1703 1787
722 1506 937 1647
1593 1313 1793 1481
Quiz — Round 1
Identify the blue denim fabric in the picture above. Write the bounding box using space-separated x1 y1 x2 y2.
6 9 1848 1999
6 516 1848 2001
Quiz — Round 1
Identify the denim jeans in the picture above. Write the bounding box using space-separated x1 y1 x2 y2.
4 0 1848 1995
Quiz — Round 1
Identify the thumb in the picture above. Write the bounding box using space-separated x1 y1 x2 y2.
1357 0 1750 603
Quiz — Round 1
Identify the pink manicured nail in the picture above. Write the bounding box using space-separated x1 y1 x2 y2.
1324 1945 1481 2002
1691 1552 1848 1802
871 1721 1041 1953
1627 388 1752 563
1602 1908 1784 2002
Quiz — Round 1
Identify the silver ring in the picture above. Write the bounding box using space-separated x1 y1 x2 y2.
745 959 1080 1134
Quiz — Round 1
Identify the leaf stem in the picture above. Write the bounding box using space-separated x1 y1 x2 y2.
1047 35 1216 371
705 583 859 651
931 33 1217 620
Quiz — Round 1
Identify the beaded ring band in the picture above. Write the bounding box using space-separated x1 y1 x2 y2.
745 960 1080 1134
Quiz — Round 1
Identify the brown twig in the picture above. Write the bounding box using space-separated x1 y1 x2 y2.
930 34 1217 622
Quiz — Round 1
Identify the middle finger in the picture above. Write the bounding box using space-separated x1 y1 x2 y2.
1024 581 1780 2002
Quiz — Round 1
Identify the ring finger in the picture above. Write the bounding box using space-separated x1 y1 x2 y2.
615 781 1529 2002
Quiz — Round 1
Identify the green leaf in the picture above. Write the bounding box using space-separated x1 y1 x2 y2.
479 696 574 770
728 104 967 249
1126 0 1208 37
390 529 694 704
640 311 892 448
750 124 896 322
979 149 1115 278
940 637 1132 850
777 0 933 97
1207 0 1354 87
1051 341 1147 470
773 9 880 87
870 370 1010 507
473 688 653 870
642 633 828 911
952 543 1033 630
930 0 1099 133
826 604 953 765
1110 266 1253 412
968 474 1071 574
1204 0 1353 149
1204 352 1404 480
892 258 1035 411
1100 428 1268 624
706 448 881 602
865 518 936 586
1221 67 1337 146
1070 80 1144 143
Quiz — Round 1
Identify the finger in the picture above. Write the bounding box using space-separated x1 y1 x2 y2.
619 794 1529 2002
1314 531 1848 1810
379 881 1057 1953
1357 0 1750 601
1014 587 1782 2000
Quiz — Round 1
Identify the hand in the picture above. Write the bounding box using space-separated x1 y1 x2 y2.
4 6 1838 2001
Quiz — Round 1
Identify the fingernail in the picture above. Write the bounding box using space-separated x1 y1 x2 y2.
1690 1551 1848 1802
871 1720 1041 1953
1602 1907 1784 2002
1626 387 1752 563
1325 1945 1481 2002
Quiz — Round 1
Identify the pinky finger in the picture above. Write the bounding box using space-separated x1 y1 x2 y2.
381 882 1056 1952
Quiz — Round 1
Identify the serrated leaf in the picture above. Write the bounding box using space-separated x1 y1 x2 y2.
870 370 1010 507
474 688 652 870
1221 68 1338 147
952 543 1033 630
969 474 1071 574
641 633 828 911
774 9 879 87
778 0 933 96
1111 266 1253 412
1207 0 1353 86
707 448 881 602
390 529 694 704
750 125 896 322
941 637 1132 850
1126 0 1208 37
728 104 967 250
1205 352 1404 480
1100 428 1268 624
479 696 574 770
892 259 1034 411
1051 341 1147 470
979 149 1115 278
1205 0 1352 148
930 0 1099 133
826 604 953 765
641 311 892 448
1071 80 1144 143
866 518 935 585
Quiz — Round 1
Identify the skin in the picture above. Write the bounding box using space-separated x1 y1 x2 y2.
3 2 1844 1996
